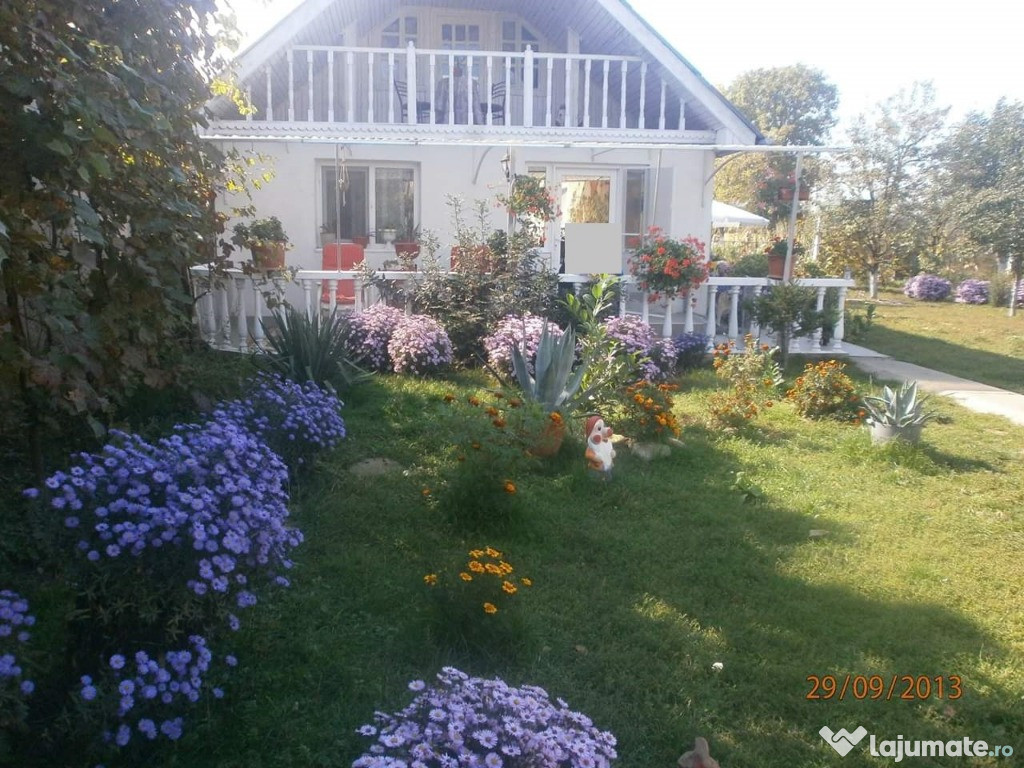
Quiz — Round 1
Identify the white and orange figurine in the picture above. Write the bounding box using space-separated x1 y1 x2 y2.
584 414 615 477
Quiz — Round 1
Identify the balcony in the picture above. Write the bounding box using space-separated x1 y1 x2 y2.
210 43 717 143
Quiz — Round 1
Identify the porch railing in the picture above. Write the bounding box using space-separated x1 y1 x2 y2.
189 268 855 355
238 42 691 133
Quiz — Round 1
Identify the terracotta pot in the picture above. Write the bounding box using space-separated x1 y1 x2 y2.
778 187 810 202
527 419 565 457
251 243 286 270
767 253 786 279
353 236 370 247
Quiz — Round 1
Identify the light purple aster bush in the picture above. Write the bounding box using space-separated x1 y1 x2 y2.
25 415 301 630
483 314 563 375
343 304 406 372
388 314 454 376
903 273 951 301
0 590 36 698
671 332 710 371
954 279 989 305
214 372 346 471
601 315 674 381
79 635 236 750
352 667 618 768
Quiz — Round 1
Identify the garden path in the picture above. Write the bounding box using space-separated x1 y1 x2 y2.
846 343 1024 427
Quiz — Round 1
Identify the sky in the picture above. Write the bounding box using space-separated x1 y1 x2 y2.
223 0 1024 134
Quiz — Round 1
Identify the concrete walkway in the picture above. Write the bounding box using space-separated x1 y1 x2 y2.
844 343 1024 427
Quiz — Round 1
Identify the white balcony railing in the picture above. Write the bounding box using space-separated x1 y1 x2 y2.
232 42 695 135
189 267 855 356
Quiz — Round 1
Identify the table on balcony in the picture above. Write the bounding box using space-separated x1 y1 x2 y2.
434 74 483 125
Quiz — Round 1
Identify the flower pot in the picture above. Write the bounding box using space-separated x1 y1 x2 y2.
767 253 786 279
778 187 809 202
527 419 565 457
869 422 922 445
251 243 286 270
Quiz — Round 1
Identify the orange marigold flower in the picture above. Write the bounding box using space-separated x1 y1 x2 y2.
492 418 506 429
443 393 455 403
549 411 563 424
508 398 522 408
502 580 518 595
483 602 498 614
521 577 533 587
471 442 481 450
498 561 513 574
485 547 502 558
422 488 431 496
468 396 481 406
503 480 517 494
469 549 484 558
459 572 473 581
423 573 438 586
484 563 502 575
485 406 499 417
468 560 485 573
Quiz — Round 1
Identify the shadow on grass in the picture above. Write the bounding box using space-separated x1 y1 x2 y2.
858 325 1024 395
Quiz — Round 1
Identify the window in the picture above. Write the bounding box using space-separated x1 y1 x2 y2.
623 169 647 249
440 23 481 50
561 175 611 224
321 164 416 242
501 20 540 86
382 16 418 48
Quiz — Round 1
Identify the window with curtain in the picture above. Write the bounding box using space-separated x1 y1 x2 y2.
321 165 416 242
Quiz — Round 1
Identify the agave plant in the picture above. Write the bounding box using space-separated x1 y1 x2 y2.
261 306 370 391
510 323 591 413
862 381 937 427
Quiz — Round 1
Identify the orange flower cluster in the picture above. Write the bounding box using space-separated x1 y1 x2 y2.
786 360 865 423
628 227 709 300
708 336 782 428
617 380 681 441
424 546 532 616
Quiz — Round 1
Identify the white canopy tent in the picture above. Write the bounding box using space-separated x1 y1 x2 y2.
711 201 770 228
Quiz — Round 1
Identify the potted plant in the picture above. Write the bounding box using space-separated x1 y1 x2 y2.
763 237 804 279
862 380 937 445
627 227 710 301
232 216 289 270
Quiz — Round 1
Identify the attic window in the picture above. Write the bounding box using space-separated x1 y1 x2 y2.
382 16 418 48
501 21 540 87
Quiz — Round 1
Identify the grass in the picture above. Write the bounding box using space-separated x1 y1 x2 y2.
162 368 1023 768
847 290 1024 394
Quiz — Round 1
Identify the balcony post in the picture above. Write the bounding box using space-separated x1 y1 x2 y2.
832 285 848 351
406 41 417 125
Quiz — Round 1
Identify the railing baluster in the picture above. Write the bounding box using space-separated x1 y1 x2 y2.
619 61 627 129
545 56 554 127
387 52 396 123
662 299 673 338
638 62 647 129
287 49 295 121
523 46 534 126
328 50 335 122
833 286 848 351
234 276 248 352
466 55 475 124
728 286 741 341
429 54 437 124
447 52 455 124
218 281 231 349
486 55 494 127
200 276 216 346
346 50 355 121
749 285 763 339
307 50 314 121
563 55 571 128
601 60 610 128
251 281 265 349
706 285 718 344
683 293 694 333
659 80 666 130
367 52 374 123
813 286 827 351
582 57 591 128
265 66 273 121
302 279 314 322
406 41 417 125
641 290 650 325
505 55 513 125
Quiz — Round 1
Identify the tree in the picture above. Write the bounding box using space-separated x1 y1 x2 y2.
818 82 949 297
937 100 1024 314
715 65 839 223
0 1 228 476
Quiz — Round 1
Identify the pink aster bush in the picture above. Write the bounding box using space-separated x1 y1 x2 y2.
601 315 677 381
389 314 454 375
903 273 951 301
343 304 406 372
353 667 618 768
483 313 563 375
954 279 989 305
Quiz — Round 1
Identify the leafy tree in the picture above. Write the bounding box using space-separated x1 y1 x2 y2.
715 65 839 223
818 82 949 297
936 99 1024 314
0 0 229 476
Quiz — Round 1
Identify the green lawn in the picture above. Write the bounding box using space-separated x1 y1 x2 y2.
848 290 1024 394
164 370 1024 768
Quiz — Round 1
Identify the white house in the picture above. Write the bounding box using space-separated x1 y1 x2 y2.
203 0 765 275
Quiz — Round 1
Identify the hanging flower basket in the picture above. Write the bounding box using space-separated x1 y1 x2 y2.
627 228 709 300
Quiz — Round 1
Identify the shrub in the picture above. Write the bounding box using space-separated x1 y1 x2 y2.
214 372 346 471
423 547 533 653
707 336 782 428
786 360 865 422
342 304 406 372
612 380 681 442
483 314 562 375
261 306 370 391
730 251 770 277
988 272 1024 308
671 332 710 371
388 314 454 376
954 279 990 305
602 315 675 381
903 273 951 301
352 667 618 768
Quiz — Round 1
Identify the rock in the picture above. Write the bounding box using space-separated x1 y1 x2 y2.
349 458 404 477
808 529 830 539
630 442 671 461
678 737 720 768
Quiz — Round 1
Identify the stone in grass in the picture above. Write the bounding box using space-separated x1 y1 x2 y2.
678 737 720 768
808 529 830 539
349 457 404 477
630 442 672 461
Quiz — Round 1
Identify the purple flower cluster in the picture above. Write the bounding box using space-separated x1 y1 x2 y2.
344 304 406 372
954 279 989 305
80 636 231 748
671 332 710 370
483 314 564 375
0 590 35 696
28 416 300 624
601 315 674 380
214 372 346 470
353 668 618 768
904 273 951 301
388 315 454 376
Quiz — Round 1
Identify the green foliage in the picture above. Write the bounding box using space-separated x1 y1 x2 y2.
231 216 289 248
260 307 370 392
745 283 823 367
707 336 782 428
843 303 876 341
0 0 233 477
785 360 864 422
728 251 770 277
862 380 938 427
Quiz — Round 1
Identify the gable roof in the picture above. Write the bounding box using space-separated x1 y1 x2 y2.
224 0 764 145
